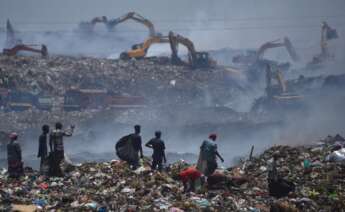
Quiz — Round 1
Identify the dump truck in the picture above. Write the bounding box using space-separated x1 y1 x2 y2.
5 90 37 111
63 88 146 111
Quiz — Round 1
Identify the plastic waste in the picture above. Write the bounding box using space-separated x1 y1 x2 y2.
303 159 311 169
85 202 98 209
190 197 210 208
326 148 345 162
32 199 47 207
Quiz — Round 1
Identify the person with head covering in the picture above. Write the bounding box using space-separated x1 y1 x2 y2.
196 133 224 176
7 132 24 178
145 131 166 171
49 122 74 177
38 125 49 174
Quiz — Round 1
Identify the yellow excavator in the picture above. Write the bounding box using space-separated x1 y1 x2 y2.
119 35 169 60
106 12 158 37
251 65 303 113
79 12 159 37
265 65 302 100
168 31 216 68
308 21 338 67
233 37 300 65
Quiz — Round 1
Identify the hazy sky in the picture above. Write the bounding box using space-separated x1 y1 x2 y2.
1 0 345 49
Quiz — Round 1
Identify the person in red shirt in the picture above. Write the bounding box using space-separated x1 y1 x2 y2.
178 166 203 192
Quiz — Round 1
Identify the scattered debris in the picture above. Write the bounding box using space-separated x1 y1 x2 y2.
0 135 344 211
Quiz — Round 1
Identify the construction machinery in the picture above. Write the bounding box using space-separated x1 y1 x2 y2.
119 35 169 60
78 16 108 33
308 22 338 68
79 12 159 37
5 90 37 111
3 19 48 58
233 37 299 65
63 88 146 111
252 65 303 113
106 12 158 37
5 19 18 48
0 88 53 111
3 44 48 58
168 31 216 68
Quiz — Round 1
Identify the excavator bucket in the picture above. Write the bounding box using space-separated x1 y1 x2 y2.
284 37 300 62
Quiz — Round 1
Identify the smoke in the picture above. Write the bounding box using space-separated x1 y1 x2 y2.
1 0 345 169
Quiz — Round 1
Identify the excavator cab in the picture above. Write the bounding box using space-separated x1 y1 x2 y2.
193 52 211 68
169 31 216 69
120 36 169 60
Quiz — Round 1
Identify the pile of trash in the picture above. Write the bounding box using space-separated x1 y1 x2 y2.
1 135 345 211
0 55 242 103
0 54 246 132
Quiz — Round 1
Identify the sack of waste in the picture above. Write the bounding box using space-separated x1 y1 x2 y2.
326 148 345 162
115 134 136 162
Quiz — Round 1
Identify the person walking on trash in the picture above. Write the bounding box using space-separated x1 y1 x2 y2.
49 122 74 177
145 131 166 171
38 124 49 175
7 132 24 178
116 125 143 170
197 133 224 176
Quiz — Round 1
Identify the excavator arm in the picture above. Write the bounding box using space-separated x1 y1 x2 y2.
5 19 17 48
107 12 157 37
3 44 48 58
119 36 169 59
78 16 108 33
168 31 197 65
257 37 299 62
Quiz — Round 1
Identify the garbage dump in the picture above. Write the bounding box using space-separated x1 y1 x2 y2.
0 3 344 211
0 54 247 132
0 135 344 211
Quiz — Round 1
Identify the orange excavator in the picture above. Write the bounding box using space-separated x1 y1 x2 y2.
3 19 48 58
119 35 169 59
79 12 159 37
233 37 299 65
3 44 48 57
168 31 216 68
